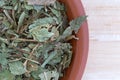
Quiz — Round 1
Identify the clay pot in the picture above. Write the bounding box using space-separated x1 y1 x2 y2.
59 0 89 80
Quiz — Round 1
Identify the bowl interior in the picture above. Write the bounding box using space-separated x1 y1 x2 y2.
59 0 89 80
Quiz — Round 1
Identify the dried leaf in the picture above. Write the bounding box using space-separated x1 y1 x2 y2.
29 17 55 29
41 50 58 67
39 71 59 80
0 70 15 80
30 28 54 42
70 16 87 33
31 67 47 79
25 4 33 10
0 0 5 7
3 6 13 10
17 11 26 32
33 5 44 12
0 37 9 44
58 16 87 41
15 76 22 80
50 8 61 18
9 61 26 75
0 53 8 66
54 1 65 10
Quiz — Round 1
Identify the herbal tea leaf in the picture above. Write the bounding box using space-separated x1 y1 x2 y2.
30 28 54 42
39 71 59 80
3 6 13 10
17 11 26 32
70 16 87 33
0 70 15 80
0 1 5 7
54 1 65 10
31 67 47 79
9 61 26 75
0 37 9 44
33 5 44 12
15 76 22 80
58 16 87 41
24 4 33 10
12 0 17 5
62 27 73 39
29 17 55 29
0 53 8 66
41 50 58 67
50 8 61 18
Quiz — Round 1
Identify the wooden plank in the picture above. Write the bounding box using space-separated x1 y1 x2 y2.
81 0 120 80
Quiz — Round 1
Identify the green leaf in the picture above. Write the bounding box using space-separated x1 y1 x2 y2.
61 43 72 69
0 43 9 66
9 61 26 75
31 67 47 79
50 8 62 24
41 50 58 67
2 20 11 28
54 1 65 10
39 71 59 80
33 5 44 12
48 52 62 65
3 6 13 10
15 76 22 80
50 8 61 18
30 28 54 42
0 37 9 45
62 27 73 39
0 53 8 66
17 11 26 31
14 4 18 10
12 0 17 5
0 70 15 80
0 1 5 7
34 17 55 25
70 16 87 33
25 4 33 10
29 17 55 29
58 16 87 41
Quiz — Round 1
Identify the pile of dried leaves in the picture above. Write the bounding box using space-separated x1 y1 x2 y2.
0 0 86 80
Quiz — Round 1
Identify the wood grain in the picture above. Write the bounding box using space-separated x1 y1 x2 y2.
81 0 120 80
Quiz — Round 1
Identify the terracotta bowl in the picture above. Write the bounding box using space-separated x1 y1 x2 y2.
59 0 89 80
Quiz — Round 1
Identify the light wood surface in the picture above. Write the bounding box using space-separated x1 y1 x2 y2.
81 0 120 80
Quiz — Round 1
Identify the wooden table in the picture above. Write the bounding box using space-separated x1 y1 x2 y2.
82 0 120 80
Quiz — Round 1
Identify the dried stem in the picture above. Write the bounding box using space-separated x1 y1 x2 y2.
23 43 40 68
13 47 30 54
3 10 14 23
29 43 40 58
10 38 40 43
66 35 79 41
22 57 40 64
8 58 22 63
19 25 28 34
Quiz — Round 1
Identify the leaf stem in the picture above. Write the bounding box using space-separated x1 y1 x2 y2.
3 10 14 23
10 38 40 43
22 57 40 64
